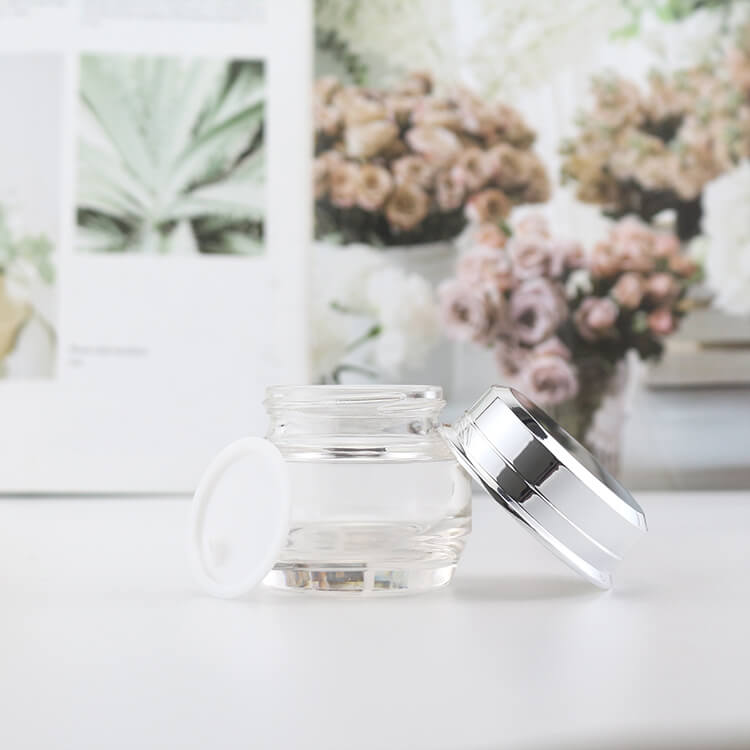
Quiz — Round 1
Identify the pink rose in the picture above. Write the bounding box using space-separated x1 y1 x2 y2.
653 233 680 259
520 353 579 406
509 235 551 280
435 169 466 211
514 213 550 238
509 278 567 345
645 272 679 303
610 217 656 272
616 239 655 272
532 336 572 360
457 247 515 292
611 272 644 309
549 239 586 276
464 189 511 224
439 279 506 345
668 253 699 278
473 223 508 250
610 216 652 242
589 242 621 278
648 307 675 335
574 297 619 341
494 338 530 377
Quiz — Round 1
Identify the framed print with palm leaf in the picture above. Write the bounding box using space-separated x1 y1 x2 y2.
0 0 313 493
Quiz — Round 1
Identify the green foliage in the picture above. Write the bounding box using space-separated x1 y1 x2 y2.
0 207 54 283
77 56 266 255
614 0 736 38
314 26 368 84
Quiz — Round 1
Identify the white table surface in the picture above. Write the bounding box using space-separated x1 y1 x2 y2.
1 491 748 750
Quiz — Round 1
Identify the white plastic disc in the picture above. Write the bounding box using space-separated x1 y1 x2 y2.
188 437 291 598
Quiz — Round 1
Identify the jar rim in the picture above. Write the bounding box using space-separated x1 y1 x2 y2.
264 384 444 413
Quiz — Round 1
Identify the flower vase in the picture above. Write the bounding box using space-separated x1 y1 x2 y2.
548 352 639 477
381 240 457 394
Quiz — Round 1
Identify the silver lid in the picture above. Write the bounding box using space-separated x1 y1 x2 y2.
442 386 647 589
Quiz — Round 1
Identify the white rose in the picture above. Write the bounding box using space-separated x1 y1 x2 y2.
700 161 750 315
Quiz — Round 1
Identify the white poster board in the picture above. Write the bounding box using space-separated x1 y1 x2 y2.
0 0 311 492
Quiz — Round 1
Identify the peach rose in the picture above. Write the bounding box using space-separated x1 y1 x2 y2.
405 126 462 166
648 307 675 335
492 102 536 148
486 143 526 186
313 154 330 200
345 120 398 159
384 95 419 126
314 104 342 137
411 100 462 130
314 76 340 105
329 161 359 208
356 165 393 211
451 147 491 192
385 183 430 232
464 189 511 224
395 71 433 96
392 155 434 189
520 162 552 203
435 170 466 212
342 94 387 126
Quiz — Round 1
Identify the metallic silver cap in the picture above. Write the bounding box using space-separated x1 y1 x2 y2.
442 387 647 589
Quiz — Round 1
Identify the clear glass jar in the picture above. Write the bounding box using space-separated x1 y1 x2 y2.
262 385 472 594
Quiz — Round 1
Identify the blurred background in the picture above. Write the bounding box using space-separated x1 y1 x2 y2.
0 0 748 492
310 0 750 491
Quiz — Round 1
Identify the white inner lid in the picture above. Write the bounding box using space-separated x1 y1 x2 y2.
188 437 291 599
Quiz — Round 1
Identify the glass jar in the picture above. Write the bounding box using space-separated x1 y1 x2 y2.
262 384 472 594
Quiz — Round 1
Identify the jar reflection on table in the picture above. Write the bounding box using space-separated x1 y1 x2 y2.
263 385 472 594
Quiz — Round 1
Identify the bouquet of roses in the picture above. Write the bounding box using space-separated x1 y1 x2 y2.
313 71 549 246
561 23 750 241
439 214 699 414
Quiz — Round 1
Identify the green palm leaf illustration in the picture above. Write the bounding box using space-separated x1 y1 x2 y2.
77 55 265 255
